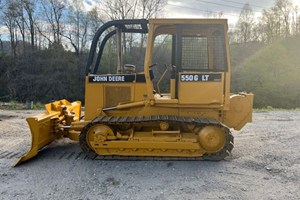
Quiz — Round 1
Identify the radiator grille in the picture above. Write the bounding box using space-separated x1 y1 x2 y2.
105 86 131 107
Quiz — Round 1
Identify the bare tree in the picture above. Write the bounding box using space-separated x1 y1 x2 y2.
63 0 90 55
103 0 139 54
291 6 299 35
23 0 36 50
257 0 299 42
87 7 104 35
275 0 293 37
297 7 300 34
102 0 166 52
103 0 137 20
260 9 276 43
39 0 65 45
0 34 3 54
14 0 27 54
139 0 166 18
236 3 254 44
0 1 6 55
138 0 166 48
206 11 224 19
3 1 19 57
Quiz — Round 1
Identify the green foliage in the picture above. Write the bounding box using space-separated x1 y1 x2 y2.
33 102 44 110
0 101 25 110
232 35 300 108
1 27 299 109
0 54 13 102
0 45 86 104
230 42 264 68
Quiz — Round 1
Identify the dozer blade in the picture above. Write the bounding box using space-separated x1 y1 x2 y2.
14 99 81 166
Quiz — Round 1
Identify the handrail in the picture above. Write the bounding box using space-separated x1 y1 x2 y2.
85 19 149 75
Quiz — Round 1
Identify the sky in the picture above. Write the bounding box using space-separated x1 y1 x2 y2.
165 0 300 25
1 0 300 38
81 0 300 27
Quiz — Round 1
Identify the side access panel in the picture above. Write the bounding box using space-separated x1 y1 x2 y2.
85 74 148 120
178 72 224 105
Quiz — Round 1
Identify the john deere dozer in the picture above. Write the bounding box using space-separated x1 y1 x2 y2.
16 19 253 166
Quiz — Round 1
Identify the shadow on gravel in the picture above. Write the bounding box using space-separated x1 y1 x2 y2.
0 114 17 121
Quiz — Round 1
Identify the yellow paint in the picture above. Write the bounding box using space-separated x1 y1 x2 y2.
197 126 226 152
17 19 253 166
15 100 81 166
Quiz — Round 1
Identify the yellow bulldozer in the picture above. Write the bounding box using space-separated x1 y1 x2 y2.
15 19 253 166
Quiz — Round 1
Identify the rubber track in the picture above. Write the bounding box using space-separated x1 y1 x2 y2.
79 116 234 161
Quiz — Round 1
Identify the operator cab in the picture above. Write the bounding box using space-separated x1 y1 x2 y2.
84 19 231 119
149 20 230 107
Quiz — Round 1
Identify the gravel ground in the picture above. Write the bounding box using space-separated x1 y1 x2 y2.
0 109 299 200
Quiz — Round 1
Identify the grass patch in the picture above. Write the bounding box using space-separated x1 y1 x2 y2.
0 101 45 110
254 106 300 112
33 102 44 110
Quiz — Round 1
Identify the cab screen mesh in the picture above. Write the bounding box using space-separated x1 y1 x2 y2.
182 37 208 70
180 25 227 71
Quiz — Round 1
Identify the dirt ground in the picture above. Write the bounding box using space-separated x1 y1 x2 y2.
0 109 299 200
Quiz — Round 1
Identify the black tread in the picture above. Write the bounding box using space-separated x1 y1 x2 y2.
79 115 234 161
